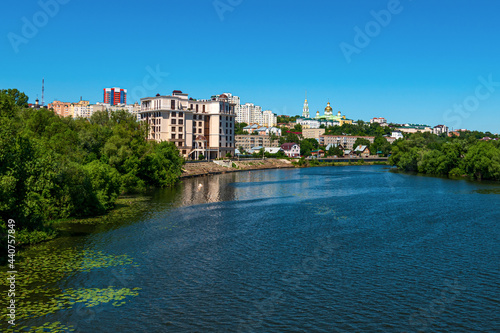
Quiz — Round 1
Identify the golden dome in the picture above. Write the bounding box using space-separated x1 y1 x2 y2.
324 102 333 112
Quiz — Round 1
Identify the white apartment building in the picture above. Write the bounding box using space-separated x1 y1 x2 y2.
213 93 240 107
262 110 277 127
370 117 388 126
140 90 236 160
236 102 263 125
433 125 449 135
72 102 140 120
391 131 404 140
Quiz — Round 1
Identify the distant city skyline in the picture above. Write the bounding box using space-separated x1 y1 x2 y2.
1 0 500 132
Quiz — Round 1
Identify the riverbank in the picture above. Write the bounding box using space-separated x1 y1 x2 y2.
181 159 295 178
181 158 389 178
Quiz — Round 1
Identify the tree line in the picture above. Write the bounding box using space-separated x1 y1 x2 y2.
389 131 500 180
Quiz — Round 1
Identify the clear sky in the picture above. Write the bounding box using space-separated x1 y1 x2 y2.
1 0 500 132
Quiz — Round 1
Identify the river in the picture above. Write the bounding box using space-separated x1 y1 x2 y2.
1 165 499 332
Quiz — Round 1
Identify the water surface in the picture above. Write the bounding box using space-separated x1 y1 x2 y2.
1 166 499 332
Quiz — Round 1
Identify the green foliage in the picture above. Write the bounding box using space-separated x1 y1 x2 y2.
353 138 371 151
83 160 122 211
324 121 393 137
235 122 248 135
389 131 500 181
326 144 343 157
0 89 185 253
300 138 319 156
279 131 301 145
370 136 391 155
198 154 205 160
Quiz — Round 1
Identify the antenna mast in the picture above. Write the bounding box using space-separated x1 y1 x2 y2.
42 78 45 106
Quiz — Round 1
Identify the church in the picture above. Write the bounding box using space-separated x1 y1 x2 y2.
300 95 352 128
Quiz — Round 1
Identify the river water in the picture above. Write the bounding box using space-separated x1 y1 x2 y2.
1 166 499 332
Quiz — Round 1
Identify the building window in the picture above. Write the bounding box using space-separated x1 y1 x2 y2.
178 113 183 118
171 127 176 132
171 100 176 110
196 105 199 112
199 122 202 127
179 127 182 132
171 119 177 125
179 134 183 139
203 105 206 112
198 128 202 133
171 134 176 139
179 119 184 125
190 104 193 110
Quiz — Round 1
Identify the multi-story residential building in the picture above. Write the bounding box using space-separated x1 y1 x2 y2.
213 93 240 107
433 124 449 135
384 136 396 144
302 128 326 140
391 131 404 140
72 100 92 118
104 87 127 105
235 135 279 151
319 135 375 150
236 103 263 125
262 110 277 127
140 90 236 160
48 100 72 117
296 118 335 129
397 124 432 134
105 102 141 120
370 117 388 126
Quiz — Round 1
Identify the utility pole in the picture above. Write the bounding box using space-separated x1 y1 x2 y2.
42 78 44 106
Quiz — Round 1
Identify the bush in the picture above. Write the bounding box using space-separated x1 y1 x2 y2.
449 167 465 177
83 160 122 211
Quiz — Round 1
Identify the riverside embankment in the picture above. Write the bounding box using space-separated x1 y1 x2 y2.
181 157 389 178
181 159 295 178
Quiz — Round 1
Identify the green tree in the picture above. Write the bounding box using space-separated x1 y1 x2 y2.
353 138 371 151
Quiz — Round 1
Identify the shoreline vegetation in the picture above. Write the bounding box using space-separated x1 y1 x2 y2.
0 89 184 261
2 88 500 261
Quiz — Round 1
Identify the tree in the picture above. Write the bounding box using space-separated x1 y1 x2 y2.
0 89 28 108
353 138 371 150
370 136 391 155
235 122 248 135
326 145 343 157
300 138 319 156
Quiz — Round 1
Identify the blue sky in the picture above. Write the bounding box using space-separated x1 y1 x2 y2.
1 0 500 132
